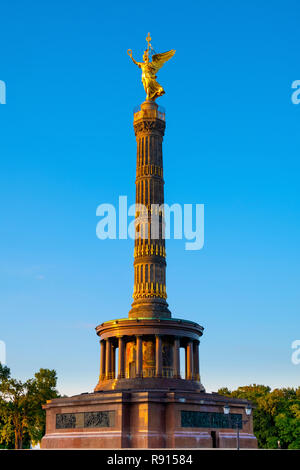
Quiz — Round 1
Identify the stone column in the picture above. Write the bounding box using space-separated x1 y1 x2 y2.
118 336 125 379
173 337 180 379
155 335 162 377
186 340 194 380
136 335 143 378
129 101 171 320
105 338 111 380
111 342 115 379
193 340 200 381
185 344 187 379
100 340 106 380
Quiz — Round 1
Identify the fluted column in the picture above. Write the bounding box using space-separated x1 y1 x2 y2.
105 338 111 379
186 340 194 380
193 340 200 381
136 335 143 377
129 101 171 319
100 340 106 380
155 335 162 377
173 337 180 379
118 336 125 379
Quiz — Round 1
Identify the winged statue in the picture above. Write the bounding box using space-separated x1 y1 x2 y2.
128 33 175 101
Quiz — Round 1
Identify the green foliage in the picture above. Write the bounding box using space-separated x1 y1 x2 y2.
218 384 300 449
0 364 11 381
0 363 59 449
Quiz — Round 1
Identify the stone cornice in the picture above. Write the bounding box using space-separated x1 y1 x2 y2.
95 317 204 341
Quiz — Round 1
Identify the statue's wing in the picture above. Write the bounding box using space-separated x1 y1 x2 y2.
151 50 176 72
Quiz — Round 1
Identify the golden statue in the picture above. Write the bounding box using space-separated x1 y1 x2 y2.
128 33 175 101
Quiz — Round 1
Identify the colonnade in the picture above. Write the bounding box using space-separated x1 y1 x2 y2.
99 335 200 382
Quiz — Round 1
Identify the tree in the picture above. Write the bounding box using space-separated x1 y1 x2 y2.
218 384 300 449
0 364 11 381
0 363 59 449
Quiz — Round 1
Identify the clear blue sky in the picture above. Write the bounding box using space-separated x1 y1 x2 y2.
0 0 299 396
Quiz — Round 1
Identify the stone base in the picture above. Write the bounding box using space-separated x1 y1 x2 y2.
94 377 205 392
41 390 257 449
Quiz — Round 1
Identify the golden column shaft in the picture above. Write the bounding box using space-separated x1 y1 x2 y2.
155 335 163 377
118 336 125 379
136 335 143 377
186 341 194 380
99 340 106 381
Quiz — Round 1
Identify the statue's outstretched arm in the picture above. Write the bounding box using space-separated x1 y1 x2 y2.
127 49 141 68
